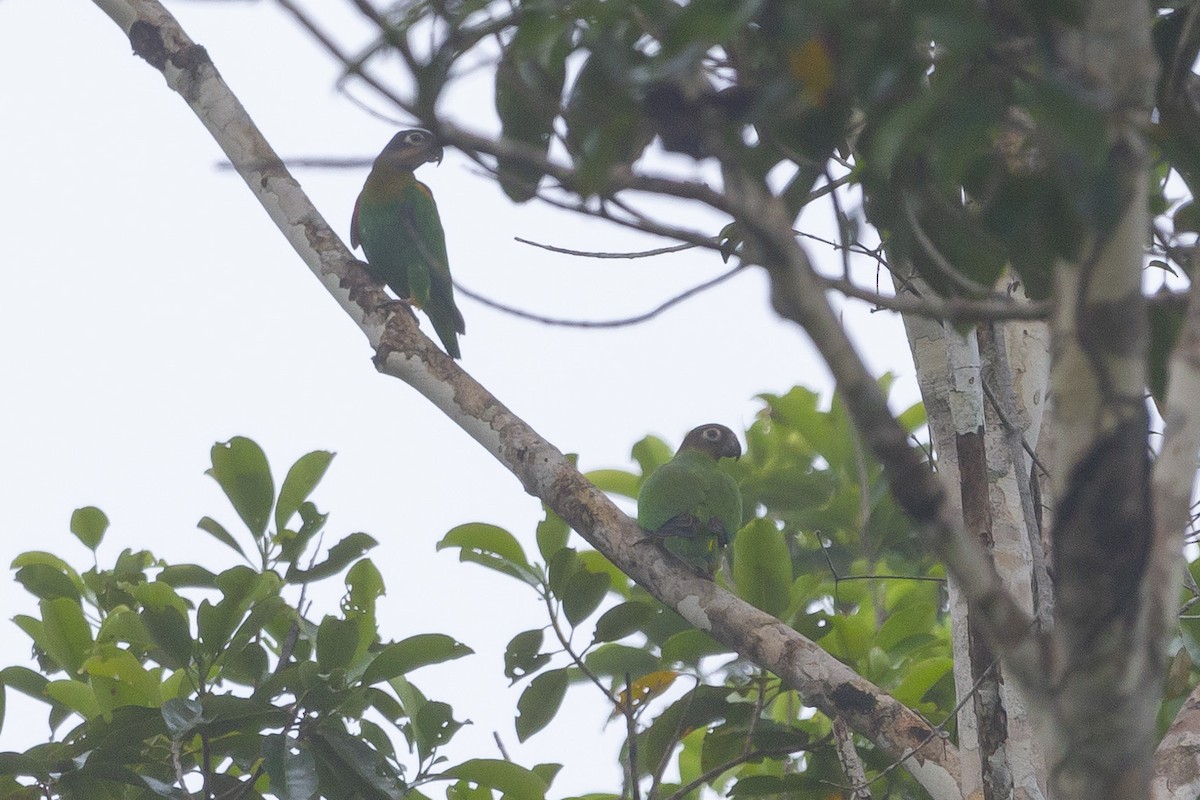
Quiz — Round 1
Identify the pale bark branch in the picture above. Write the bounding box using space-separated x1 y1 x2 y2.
1151 272 1200 799
89 0 963 795
832 717 873 800
1040 4 1161 797
723 169 1046 696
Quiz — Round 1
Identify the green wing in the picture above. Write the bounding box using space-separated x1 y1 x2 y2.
637 452 742 571
355 181 464 358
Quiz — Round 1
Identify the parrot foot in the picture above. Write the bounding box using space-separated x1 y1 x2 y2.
708 518 731 548
382 298 418 321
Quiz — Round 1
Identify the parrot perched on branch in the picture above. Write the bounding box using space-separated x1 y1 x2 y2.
637 424 743 574
351 129 465 358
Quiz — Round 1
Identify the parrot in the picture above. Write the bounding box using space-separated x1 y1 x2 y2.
351 129 465 359
637 424 743 574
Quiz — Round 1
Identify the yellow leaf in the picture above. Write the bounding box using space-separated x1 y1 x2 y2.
610 669 679 718
789 38 834 106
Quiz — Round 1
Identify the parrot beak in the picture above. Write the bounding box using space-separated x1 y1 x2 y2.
432 145 444 166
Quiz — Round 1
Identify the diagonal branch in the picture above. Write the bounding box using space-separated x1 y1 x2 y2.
719 167 1047 695
90 0 963 795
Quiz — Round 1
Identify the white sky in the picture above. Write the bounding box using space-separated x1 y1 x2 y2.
0 1 920 795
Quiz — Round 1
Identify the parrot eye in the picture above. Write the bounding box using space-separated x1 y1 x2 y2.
405 131 427 145
703 428 720 440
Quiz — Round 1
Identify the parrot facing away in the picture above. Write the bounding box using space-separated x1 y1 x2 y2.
637 424 743 574
352 129 465 358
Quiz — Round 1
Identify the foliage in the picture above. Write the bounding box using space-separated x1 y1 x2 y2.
443 382 946 798
0 438 547 800
0 385 946 798
358 0 1199 407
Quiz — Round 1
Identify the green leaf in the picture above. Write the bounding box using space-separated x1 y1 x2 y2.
44 679 100 719
207 437 275 538
157 564 218 589
729 774 809 796
438 523 529 564
200 694 290 737
197 516 246 559
279 502 329 565
141 606 193 670
275 450 334 534
631 436 673 478
515 668 568 743
586 469 640 499
876 601 938 652
413 700 466 762
732 519 791 617
661 629 727 665
1150 301 1185 407
536 506 570 561
437 523 538 585
0 667 49 702
892 655 954 707
10 552 82 589
312 725 404 799
504 629 551 683
14 565 80 602
577 550 630 598
532 763 563 792
561 567 610 627
69 506 109 550
162 697 204 740
316 616 360 673
592 601 654 643
263 733 320 800
584 644 659 681
39 597 94 675
345 559 386 616
286 533 379 584
444 759 547 800
362 634 473 685
82 646 162 711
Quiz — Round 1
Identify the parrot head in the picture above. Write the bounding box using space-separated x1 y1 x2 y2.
678 424 742 461
377 129 444 170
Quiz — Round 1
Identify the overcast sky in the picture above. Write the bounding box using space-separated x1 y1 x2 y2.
0 1 920 794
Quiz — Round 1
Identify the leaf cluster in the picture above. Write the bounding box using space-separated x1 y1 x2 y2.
0 439 551 800
441 383 949 798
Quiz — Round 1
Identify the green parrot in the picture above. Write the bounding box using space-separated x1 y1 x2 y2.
637 424 743 574
351 129 465 358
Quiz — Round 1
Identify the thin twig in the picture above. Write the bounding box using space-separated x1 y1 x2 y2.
662 743 822 800
171 738 198 800
493 732 511 761
832 717 873 800
626 672 642 800
514 237 696 259
742 672 768 758
902 196 998 298
542 591 616 703
453 266 743 328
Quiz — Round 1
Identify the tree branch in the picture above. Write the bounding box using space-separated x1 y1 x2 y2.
90 0 963 794
1151 273 1200 798
720 168 1047 694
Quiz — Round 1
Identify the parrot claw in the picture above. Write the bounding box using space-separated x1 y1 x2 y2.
708 518 731 548
383 298 419 321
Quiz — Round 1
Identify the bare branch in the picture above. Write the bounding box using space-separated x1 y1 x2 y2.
832 718 873 800
454 266 743 328
513 236 695 259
